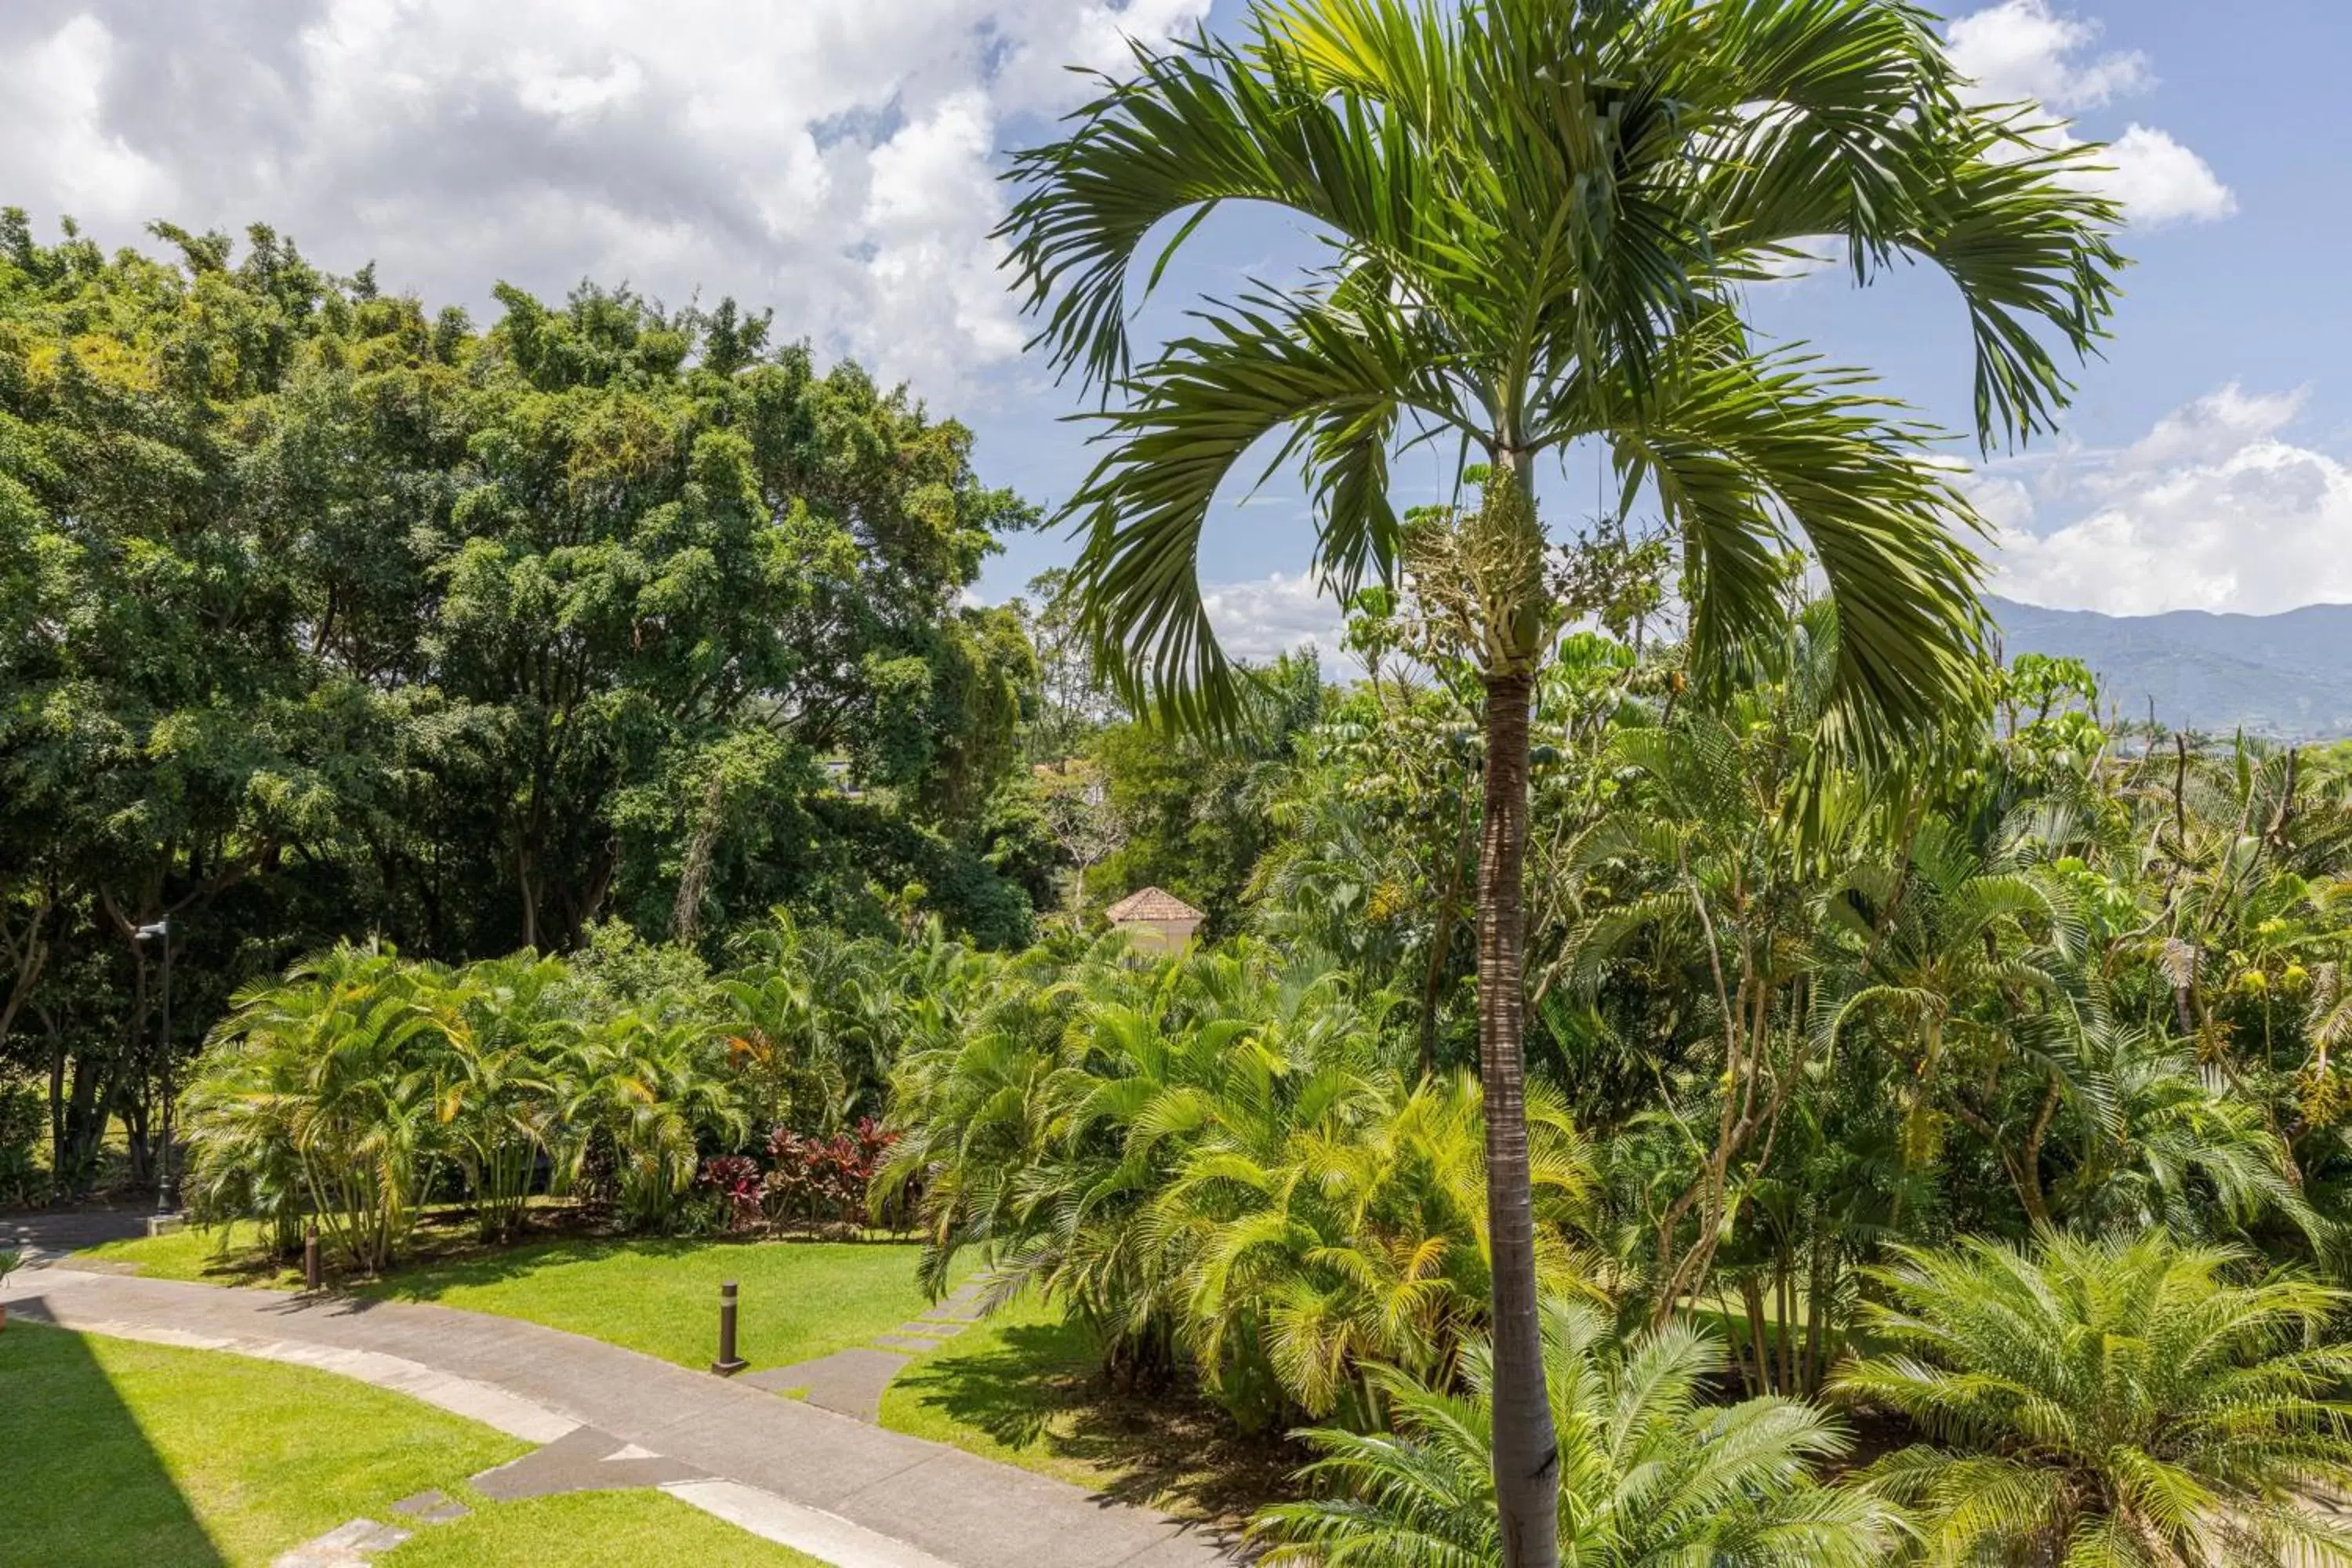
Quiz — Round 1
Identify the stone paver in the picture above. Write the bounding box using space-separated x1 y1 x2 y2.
5 1266 1236 1567
472 1424 711 1499
742 1345 911 1421
271 1516 410 1567
388 1489 470 1523
745 1276 995 1424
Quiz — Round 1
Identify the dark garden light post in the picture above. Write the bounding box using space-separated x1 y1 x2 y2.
133 919 174 1214
712 1280 746 1375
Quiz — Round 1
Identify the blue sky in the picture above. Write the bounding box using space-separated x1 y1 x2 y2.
5 0 2346 659
970 0 2352 652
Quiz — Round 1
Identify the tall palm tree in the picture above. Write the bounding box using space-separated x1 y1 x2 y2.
1251 1299 1895 1566
1837 1232 2352 1566
1000 5 2121 1556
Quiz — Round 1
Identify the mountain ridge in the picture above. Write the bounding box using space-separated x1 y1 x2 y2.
1988 596 2352 739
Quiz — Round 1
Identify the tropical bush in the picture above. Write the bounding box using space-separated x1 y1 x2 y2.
182 942 744 1265
1251 1300 1896 1566
881 939 1594 1429
1838 1232 2352 1566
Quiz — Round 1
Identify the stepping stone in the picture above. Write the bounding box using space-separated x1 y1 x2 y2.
743 1346 909 1423
270 1518 411 1566
872 1334 946 1354
888 1319 962 1338
473 1425 708 1501
389 1490 470 1524
920 1298 987 1324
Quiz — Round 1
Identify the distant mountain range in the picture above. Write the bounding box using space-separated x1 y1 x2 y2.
1990 597 2352 740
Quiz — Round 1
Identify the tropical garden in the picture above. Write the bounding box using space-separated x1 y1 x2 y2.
11 2 2352 1566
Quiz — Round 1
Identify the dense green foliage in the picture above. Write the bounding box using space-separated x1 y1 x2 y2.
1254 1301 1893 1566
177 918 954 1268
1842 1234 2352 1566
0 214 1046 1192
16 1 2352 1559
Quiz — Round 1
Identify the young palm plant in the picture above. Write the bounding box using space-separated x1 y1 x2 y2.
426 954 568 1243
1251 1299 1894 1566
1837 1232 2352 1566
183 942 444 1272
1000 7 2122 1558
560 1010 747 1232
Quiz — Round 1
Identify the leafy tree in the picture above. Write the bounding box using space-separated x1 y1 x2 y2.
1000 5 2121 1556
0 213 1048 1180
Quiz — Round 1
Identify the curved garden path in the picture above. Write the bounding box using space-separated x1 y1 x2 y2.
2 1256 1236 1568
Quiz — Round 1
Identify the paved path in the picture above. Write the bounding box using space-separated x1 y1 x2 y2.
742 1279 992 1422
3 1206 153 1257
5 1265 1237 1568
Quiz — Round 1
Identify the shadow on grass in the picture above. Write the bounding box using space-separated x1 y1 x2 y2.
0 1315 225 1566
891 1317 1301 1530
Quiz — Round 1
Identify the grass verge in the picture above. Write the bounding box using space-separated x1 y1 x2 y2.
2 1319 825 1566
0 1319 524 1566
383 1490 825 1566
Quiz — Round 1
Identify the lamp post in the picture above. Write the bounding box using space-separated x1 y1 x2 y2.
133 919 172 1214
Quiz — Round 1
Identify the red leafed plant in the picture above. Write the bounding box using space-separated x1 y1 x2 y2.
762 1118 899 1230
695 1154 764 1232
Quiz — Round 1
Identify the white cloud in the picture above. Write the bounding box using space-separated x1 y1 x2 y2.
0 16 169 222
2097 124 2237 225
1201 572 1348 665
1988 383 2352 615
1945 1 2231 227
1948 0 2151 111
0 1 1211 395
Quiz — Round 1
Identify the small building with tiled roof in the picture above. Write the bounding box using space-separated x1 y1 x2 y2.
1104 886 1205 955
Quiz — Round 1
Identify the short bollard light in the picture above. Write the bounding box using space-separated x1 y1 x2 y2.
711 1279 746 1375
303 1221 322 1294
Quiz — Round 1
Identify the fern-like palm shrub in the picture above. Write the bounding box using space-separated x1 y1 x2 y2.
880 939 1593 1429
1251 1301 1893 1566
182 942 443 1272
1837 1232 2352 1566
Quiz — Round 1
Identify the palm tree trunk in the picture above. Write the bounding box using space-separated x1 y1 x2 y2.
1477 664 1559 1568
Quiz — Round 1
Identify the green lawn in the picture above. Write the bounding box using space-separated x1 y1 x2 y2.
878 1298 1296 1526
385 1490 825 1566
82 1225 946 1374
2 1320 822 1566
1 1319 525 1566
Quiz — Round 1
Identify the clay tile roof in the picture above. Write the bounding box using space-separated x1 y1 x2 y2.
1103 886 1204 924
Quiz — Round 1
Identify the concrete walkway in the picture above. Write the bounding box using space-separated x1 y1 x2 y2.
4 1265 1237 1568
742 1278 992 1422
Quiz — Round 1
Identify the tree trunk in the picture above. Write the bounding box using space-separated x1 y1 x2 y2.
1477 666 1559 1568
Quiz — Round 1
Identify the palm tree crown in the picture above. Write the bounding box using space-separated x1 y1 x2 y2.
1000 0 2122 743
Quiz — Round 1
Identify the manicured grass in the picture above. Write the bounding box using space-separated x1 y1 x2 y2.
84 1225 949 1374
360 1236 942 1373
878 1298 1297 1526
80 1225 306 1287
2 1320 826 1566
0 1320 525 1566
383 1490 826 1566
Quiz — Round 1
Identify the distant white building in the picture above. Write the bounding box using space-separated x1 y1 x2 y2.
1103 886 1204 956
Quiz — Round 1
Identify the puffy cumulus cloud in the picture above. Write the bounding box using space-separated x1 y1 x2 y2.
1200 572 1349 667
1947 0 2150 111
0 0 1210 394
1945 1 2233 226
1987 384 2352 616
